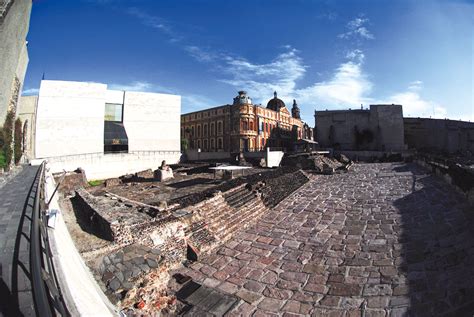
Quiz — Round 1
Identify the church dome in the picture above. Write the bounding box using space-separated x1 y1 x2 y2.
266 91 286 111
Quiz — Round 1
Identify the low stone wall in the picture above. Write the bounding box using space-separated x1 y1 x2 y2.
72 190 116 241
32 150 181 180
415 155 474 205
185 150 231 161
334 150 409 162
54 168 88 193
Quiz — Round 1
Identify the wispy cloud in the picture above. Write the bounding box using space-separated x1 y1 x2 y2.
22 88 39 96
384 83 448 119
184 46 218 62
220 47 306 104
107 80 178 93
108 80 217 113
126 7 182 43
338 17 374 40
217 46 371 122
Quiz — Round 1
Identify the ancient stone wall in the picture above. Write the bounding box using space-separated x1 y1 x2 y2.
405 118 474 154
0 0 31 125
415 154 474 205
315 104 405 151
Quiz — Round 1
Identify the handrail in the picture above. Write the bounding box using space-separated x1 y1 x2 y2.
30 161 69 316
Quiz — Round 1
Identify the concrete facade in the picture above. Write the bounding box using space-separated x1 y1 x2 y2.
404 118 474 154
33 80 181 179
0 0 31 125
315 104 405 151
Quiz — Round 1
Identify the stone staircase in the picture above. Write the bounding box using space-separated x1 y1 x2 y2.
185 184 269 259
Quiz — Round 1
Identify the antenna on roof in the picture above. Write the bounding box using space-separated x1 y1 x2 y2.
41 72 45 80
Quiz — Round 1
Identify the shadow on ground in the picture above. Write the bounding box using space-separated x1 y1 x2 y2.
394 164 474 316
0 169 38 316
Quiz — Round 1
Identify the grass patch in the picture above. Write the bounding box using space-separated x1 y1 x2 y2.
0 152 6 169
88 179 104 187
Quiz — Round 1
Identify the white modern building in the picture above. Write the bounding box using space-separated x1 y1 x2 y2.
32 80 181 179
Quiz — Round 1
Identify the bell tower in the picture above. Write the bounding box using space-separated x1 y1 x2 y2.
291 99 301 119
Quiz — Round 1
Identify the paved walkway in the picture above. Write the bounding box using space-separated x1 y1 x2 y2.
0 166 39 316
177 163 474 316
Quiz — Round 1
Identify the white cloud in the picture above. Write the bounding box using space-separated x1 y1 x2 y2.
408 80 423 91
109 81 154 92
126 8 182 43
184 46 217 62
22 88 39 95
295 59 373 112
345 49 365 64
383 85 448 119
338 17 374 40
182 94 218 113
219 47 372 122
220 47 306 105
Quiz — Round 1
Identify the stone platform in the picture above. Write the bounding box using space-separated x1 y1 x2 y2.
173 163 474 316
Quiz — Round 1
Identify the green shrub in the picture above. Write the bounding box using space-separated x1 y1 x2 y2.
88 179 104 187
14 118 22 164
0 152 6 169
1 111 14 169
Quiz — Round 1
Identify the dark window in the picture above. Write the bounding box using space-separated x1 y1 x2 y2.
104 103 128 153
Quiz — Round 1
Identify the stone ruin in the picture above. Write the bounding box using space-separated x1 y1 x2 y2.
281 153 353 174
69 166 310 313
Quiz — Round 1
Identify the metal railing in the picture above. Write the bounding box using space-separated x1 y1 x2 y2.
30 162 69 316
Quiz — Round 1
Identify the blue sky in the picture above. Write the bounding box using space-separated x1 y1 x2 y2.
24 0 473 124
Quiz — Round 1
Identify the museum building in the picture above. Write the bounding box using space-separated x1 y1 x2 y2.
180 91 312 153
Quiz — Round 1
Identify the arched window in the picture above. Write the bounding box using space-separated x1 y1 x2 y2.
218 138 223 149
210 123 215 136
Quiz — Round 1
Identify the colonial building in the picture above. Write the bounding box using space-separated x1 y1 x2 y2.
181 91 311 153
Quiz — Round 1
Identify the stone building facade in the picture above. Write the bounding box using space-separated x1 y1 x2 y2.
181 91 309 153
404 118 474 154
315 104 405 151
0 0 32 126
17 95 37 161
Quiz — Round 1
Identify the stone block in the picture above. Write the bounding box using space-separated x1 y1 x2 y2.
155 168 173 181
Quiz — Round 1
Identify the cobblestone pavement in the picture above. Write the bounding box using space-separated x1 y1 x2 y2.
177 163 474 316
0 166 39 316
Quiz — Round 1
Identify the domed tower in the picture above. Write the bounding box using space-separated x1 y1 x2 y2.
233 90 252 105
291 99 301 119
267 91 286 111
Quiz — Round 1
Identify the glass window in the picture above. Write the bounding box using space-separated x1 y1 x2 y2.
105 103 123 122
